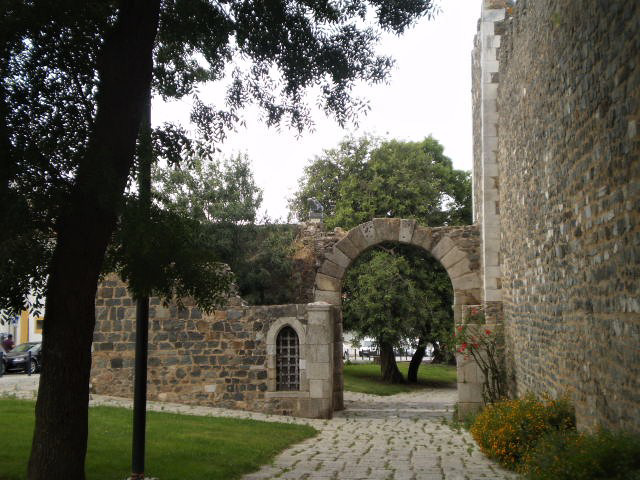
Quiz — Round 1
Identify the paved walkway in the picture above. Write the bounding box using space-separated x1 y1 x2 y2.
243 390 518 480
0 375 518 480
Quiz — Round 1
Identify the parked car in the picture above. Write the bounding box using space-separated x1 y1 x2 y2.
4 342 41 374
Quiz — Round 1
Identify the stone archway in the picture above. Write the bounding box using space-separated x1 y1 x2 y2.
312 218 482 412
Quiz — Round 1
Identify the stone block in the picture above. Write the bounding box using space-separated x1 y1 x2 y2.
335 236 360 260
318 259 346 279
451 272 481 291
359 220 376 246
460 361 483 384
431 236 456 261
373 218 401 243
447 258 472 279
457 402 483 417
458 382 483 404
307 305 331 325
484 288 502 302
440 247 467 270
315 273 341 292
307 324 330 345
346 225 369 251
314 290 341 305
308 344 331 363
399 219 416 243
411 226 433 251
323 246 351 269
307 362 331 380
309 379 330 398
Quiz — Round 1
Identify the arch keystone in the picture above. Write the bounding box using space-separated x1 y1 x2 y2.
399 219 416 243
373 218 401 243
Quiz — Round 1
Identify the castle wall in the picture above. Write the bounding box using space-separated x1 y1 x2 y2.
91 275 337 418
486 0 640 431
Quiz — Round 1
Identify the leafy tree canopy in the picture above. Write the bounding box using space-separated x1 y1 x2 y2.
289 136 471 228
1 0 437 319
115 152 300 306
1 2 439 476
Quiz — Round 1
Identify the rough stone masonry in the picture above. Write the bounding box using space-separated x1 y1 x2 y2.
92 274 339 418
473 0 640 432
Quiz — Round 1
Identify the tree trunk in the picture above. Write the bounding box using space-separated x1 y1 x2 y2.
431 342 456 365
27 2 160 479
407 343 426 383
380 341 404 384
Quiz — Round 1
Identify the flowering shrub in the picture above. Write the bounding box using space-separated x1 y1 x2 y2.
449 307 506 403
524 429 640 480
470 394 575 470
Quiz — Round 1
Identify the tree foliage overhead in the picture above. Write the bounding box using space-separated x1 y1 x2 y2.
2 1 438 476
289 136 471 228
1 0 437 318
138 153 300 306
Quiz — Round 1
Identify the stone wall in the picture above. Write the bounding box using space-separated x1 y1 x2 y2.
487 0 640 432
291 221 344 304
91 275 337 418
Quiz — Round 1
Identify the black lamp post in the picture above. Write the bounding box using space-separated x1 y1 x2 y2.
131 89 152 480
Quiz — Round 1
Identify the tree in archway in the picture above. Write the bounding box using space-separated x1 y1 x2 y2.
291 136 470 382
343 243 453 383
1 2 437 477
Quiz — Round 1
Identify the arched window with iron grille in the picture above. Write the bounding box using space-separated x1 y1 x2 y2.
276 326 300 391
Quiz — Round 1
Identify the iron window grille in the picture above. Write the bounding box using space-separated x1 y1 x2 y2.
276 326 300 391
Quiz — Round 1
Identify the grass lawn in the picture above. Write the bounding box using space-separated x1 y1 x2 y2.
343 361 457 395
0 398 316 480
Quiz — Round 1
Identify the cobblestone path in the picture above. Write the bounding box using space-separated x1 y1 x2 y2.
0 376 518 479
243 389 519 480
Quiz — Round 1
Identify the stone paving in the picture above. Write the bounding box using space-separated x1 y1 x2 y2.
0 374 518 480
243 389 519 480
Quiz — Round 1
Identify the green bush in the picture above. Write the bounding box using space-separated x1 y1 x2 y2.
524 429 640 480
470 394 575 470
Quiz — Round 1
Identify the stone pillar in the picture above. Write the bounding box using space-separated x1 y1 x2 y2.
475 0 506 304
306 302 334 418
332 308 344 411
456 305 490 416
457 350 484 416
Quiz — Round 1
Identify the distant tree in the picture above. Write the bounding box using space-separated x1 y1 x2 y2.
290 136 471 228
2 1 437 476
148 154 300 305
343 244 453 383
235 224 300 305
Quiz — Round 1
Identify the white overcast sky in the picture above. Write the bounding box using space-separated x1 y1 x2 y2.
153 2 480 220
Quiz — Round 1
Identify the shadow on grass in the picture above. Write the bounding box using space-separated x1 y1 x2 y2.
0 398 316 480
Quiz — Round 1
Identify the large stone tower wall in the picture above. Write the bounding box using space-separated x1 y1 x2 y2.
473 0 640 432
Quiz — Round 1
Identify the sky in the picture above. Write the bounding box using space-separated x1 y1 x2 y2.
153 2 481 221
